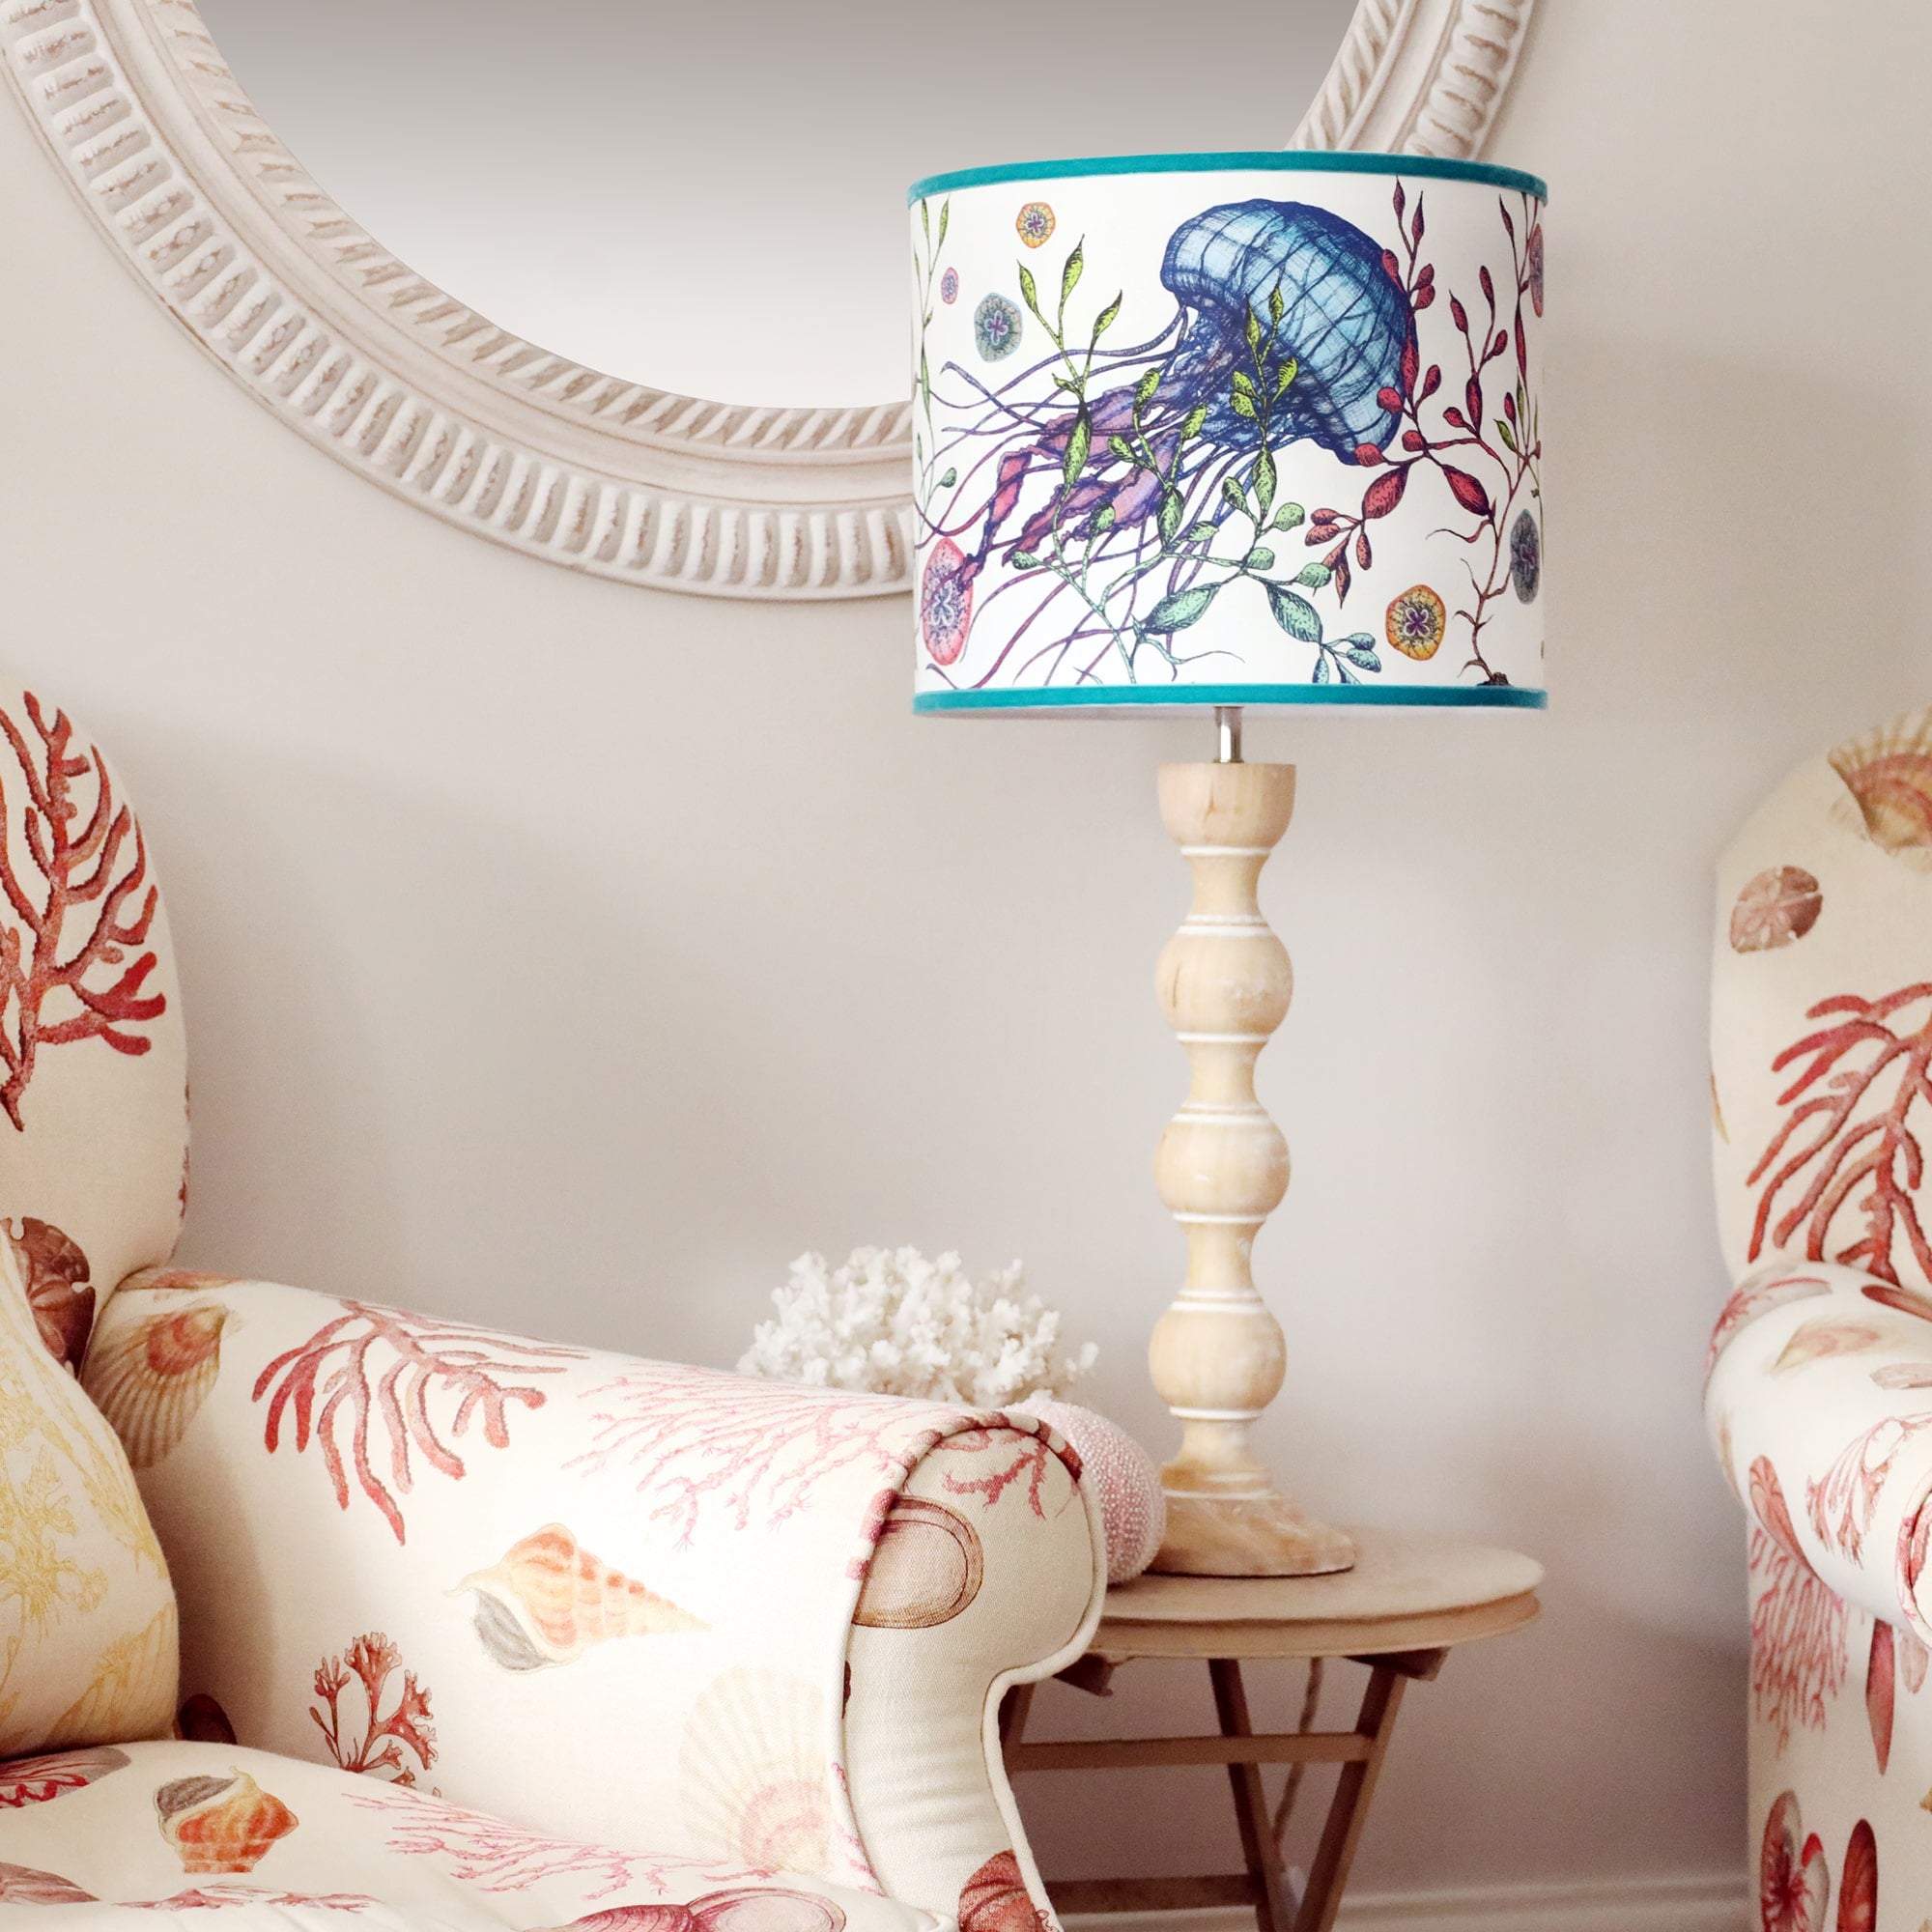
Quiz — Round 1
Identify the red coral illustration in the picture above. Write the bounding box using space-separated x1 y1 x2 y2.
348 1786 745 1898
1749 984 1932 1285
253 1301 582 1544
1760 1791 1830 1932
1807 1413 1932 1563
310 1632 436 1784
571 1366 969 1548
0 694 165 1130
935 1425 1070 1518
1750 1458 1847 1748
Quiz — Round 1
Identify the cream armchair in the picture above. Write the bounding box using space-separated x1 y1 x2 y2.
1704 705 1932 1924
0 673 1104 1925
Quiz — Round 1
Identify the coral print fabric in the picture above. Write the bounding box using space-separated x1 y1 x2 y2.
71 1271 1103 1926
1708 705 1932 1929
0 1225 176 1758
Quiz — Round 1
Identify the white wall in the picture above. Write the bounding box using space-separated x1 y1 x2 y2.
7 0 1930 1902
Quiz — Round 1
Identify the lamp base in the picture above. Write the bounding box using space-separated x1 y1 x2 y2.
1152 1491 1356 1578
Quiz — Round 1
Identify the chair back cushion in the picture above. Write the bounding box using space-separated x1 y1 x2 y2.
0 1227 177 1755
1713 705 1932 1287
0 680 188 1361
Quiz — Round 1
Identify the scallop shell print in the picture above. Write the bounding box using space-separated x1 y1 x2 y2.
959 1852 1045 1932
458 1523 705 1671
155 1770 298 1874
1729 867 1823 952
84 1301 229 1466
853 1496 983 1629
1830 711 1932 856
681 1666 832 1871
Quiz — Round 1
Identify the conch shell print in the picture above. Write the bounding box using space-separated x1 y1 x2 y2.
155 1769 298 1873
1830 710 1932 857
84 1301 229 1466
458 1523 705 1671
853 1495 983 1630
958 1852 1046 1932
680 1666 832 1871
554 1891 845 1932
0 1747 128 1808
6 1218 94 1371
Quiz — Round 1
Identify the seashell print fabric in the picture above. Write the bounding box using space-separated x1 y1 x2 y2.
0 1233 176 1759
91 1269 1103 1929
0 1740 933 1929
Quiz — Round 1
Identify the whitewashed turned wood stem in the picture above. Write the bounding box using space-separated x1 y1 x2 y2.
1149 762 1355 1577
0 0 1536 600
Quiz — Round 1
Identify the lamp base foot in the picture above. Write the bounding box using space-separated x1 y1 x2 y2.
1151 1492 1356 1577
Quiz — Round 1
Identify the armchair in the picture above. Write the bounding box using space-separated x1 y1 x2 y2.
0 672 1105 1926
1704 705 1932 1922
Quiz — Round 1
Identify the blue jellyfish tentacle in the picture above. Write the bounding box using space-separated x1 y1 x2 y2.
1159 199 1415 459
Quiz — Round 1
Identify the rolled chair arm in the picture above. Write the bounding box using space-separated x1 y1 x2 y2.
1706 1260 1932 1635
84 1268 1105 1922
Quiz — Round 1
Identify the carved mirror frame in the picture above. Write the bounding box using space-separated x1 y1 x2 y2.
2 0 1536 600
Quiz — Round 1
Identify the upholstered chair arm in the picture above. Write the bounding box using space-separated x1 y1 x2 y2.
1706 1261 1932 1636
84 1269 1105 1923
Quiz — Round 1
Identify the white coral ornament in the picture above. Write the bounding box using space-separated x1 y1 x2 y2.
737 1247 1096 1409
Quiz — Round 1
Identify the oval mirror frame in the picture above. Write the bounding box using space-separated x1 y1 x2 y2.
2 0 1536 601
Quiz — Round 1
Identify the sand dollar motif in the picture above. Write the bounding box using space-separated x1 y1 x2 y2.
1729 866 1823 952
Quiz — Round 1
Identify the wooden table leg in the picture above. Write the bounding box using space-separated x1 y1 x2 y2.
1291 1663 1408 1932
1000 1683 1036 1770
1208 1659 1297 1932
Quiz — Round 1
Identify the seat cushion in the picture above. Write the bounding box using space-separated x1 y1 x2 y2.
0 1234 175 1757
0 1742 940 1930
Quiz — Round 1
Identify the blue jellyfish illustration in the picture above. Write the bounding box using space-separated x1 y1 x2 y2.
1159 201 1415 459
974 293 1022 361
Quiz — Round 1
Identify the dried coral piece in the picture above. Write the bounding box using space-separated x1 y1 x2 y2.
459 1525 705 1672
854 1496 983 1630
1831 712 1932 854
1729 867 1823 953
958 1852 1045 1932
86 1302 228 1466
6 1218 94 1370
156 1769 298 1874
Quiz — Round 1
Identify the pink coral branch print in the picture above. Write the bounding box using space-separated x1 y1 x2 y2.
254 1301 583 1543
348 1787 748 1899
310 1633 436 1784
1749 984 1932 1285
1750 1458 1848 1749
571 1365 968 1547
0 693 164 1130
935 1427 1065 1517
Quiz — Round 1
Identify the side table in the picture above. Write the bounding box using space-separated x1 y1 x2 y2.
1000 1526 1542 1932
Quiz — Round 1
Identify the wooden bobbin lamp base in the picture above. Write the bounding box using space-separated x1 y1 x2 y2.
1148 710 1354 1578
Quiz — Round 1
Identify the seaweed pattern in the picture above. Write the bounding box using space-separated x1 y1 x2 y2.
253 1301 583 1543
1749 1457 1848 1750
0 694 165 1130
1749 984 1932 1286
310 1632 436 1785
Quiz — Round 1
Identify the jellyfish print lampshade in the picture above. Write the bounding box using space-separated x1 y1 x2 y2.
909 154 1547 711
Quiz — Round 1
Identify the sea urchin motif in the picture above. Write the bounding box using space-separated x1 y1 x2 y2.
1509 510 1541 603
974 293 1022 362
1015 202 1055 248
920 539 974 666
940 268 959 305
1385 585 1446 660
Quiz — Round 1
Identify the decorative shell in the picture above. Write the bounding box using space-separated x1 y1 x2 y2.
0 1863 95 1903
459 1523 705 1671
1728 867 1823 952
84 1302 230 1466
958 1852 1045 1932
7 1217 94 1371
0 1747 129 1809
156 1769 298 1874
1024 1399 1165 1583
680 1666 831 1872
854 1496 983 1629
1830 711 1932 856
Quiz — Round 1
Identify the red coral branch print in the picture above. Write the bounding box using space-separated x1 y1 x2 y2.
1750 1458 1848 1748
1806 1413 1932 1563
936 1428 1060 1517
1749 984 1932 1285
348 1787 748 1898
253 1302 582 1544
0 694 165 1129
571 1366 967 1547
310 1633 436 1784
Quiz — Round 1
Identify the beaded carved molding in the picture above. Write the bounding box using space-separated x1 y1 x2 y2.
0 0 1537 601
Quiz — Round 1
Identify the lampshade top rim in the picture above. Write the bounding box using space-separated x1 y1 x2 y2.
907 150 1548 208
913 686 1548 716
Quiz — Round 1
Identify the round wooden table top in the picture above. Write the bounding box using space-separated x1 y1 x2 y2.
1092 1525 1543 1662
